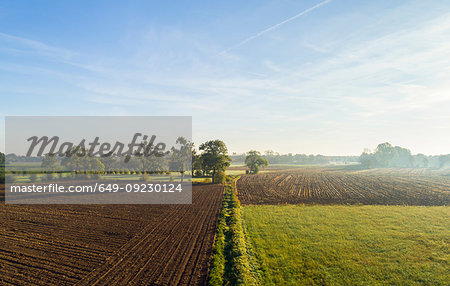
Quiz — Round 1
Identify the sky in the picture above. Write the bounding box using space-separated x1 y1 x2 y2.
0 0 449 156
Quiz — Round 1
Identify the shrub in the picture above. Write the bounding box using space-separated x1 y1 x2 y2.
194 170 203 177
214 171 226 184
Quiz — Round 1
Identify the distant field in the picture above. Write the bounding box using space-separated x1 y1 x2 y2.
243 205 450 285
237 168 450 205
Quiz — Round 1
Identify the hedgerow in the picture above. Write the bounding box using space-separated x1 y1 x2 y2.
208 178 258 285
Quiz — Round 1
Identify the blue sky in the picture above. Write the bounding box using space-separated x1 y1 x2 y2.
1 0 449 155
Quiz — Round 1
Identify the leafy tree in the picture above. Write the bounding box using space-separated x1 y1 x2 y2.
359 152 376 168
360 142 416 169
245 150 268 174
61 146 89 173
191 147 202 177
132 141 167 175
99 153 117 174
90 158 105 174
169 137 192 183
439 155 450 168
374 142 396 167
61 146 105 175
413 154 425 168
42 153 58 170
213 170 226 184
392 146 413 167
199 140 231 183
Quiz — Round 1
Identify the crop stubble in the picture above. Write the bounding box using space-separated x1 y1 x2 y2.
237 168 450 205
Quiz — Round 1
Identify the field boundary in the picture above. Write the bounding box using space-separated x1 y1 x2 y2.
207 178 259 285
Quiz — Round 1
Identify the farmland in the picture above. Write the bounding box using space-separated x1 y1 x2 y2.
0 184 223 285
232 167 450 285
242 204 450 285
237 167 450 205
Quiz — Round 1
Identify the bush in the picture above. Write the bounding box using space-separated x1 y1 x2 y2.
194 170 203 177
214 171 226 184
226 175 235 183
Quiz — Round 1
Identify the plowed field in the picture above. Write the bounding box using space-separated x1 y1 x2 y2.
0 184 223 285
237 168 450 205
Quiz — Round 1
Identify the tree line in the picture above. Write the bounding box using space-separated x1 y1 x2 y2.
359 142 450 169
231 151 359 165
1 139 233 184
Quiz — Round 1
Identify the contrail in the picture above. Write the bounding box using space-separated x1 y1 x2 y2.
219 0 332 55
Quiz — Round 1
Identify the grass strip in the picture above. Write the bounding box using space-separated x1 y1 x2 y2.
208 178 258 285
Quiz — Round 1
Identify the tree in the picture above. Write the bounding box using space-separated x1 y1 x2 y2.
61 146 104 175
439 155 450 168
61 146 88 173
131 141 167 175
90 158 105 174
169 137 192 183
214 170 226 184
199 140 231 183
393 146 413 167
100 153 117 174
245 150 268 174
374 142 396 167
360 143 417 169
41 153 58 171
191 148 201 177
359 152 376 168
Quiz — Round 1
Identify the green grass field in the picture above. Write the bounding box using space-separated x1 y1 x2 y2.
243 205 449 285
